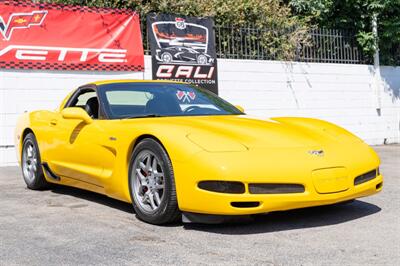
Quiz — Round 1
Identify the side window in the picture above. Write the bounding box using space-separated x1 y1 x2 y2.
75 91 96 107
68 89 99 119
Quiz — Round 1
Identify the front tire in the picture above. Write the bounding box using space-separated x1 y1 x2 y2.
21 133 48 190
129 138 180 224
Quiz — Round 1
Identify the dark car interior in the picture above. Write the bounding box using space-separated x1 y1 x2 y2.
84 97 99 119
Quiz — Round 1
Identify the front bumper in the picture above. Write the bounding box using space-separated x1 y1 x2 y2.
173 145 382 215
179 174 383 215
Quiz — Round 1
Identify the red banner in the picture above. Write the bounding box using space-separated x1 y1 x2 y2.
0 1 144 71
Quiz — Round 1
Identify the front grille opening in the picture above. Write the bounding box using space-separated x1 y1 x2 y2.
231 201 260 208
376 182 383 190
354 169 377 185
198 181 245 194
248 183 305 194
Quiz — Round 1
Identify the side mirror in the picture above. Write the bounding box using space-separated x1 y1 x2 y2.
61 107 93 124
235 105 245 113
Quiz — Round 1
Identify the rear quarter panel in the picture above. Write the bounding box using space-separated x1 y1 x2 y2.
15 110 59 165
15 112 30 165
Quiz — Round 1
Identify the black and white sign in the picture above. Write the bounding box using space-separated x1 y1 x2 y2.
147 13 218 94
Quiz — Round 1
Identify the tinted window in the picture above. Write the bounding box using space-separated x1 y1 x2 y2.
106 91 152 106
97 83 243 119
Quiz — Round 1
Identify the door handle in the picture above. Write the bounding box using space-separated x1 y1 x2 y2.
50 119 58 126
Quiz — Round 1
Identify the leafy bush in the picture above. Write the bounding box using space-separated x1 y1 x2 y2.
287 0 400 65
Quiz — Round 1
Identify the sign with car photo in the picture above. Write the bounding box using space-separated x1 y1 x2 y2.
147 13 219 94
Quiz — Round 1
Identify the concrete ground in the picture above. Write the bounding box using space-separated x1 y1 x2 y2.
0 145 399 266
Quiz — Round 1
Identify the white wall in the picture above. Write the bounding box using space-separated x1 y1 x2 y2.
1 56 399 166
217 59 400 145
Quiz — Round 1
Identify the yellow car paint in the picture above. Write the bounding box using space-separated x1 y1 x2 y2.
15 80 382 215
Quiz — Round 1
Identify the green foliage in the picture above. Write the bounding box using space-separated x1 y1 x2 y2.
41 0 310 60
286 0 400 65
288 0 333 21
378 0 400 65
357 31 375 54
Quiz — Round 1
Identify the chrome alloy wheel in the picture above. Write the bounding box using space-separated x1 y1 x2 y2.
131 150 165 213
22 141 38 182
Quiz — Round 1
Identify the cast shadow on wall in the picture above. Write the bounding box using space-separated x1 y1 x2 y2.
380 67 400 102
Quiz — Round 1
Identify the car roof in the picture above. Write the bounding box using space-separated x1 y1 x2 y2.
90 79 188 86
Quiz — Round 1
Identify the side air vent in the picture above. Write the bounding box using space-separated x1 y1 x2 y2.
354 169 377 185
248 183 305 194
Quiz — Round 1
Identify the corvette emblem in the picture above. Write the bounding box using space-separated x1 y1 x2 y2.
0 10 47 41
308 150 324 157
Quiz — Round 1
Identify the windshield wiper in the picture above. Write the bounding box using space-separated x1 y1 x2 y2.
121 114 164 119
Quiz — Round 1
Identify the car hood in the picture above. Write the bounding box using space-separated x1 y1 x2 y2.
129 115 361 152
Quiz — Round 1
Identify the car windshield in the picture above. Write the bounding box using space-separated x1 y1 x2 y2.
97 82 244 119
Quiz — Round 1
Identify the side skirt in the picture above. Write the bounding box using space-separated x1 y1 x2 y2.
42 162 61 181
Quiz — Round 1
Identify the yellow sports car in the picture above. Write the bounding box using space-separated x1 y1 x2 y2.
15 80 383 224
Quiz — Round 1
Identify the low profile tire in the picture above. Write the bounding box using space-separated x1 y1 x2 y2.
129 138 180 224
21 133 48 190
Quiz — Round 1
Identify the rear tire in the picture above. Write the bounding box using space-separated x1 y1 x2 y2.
21 133 48 190
128 138 180 224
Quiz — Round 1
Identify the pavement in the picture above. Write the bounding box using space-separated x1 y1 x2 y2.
0 145 399 266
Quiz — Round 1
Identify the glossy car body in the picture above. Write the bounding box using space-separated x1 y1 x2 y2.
15 80 383 217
